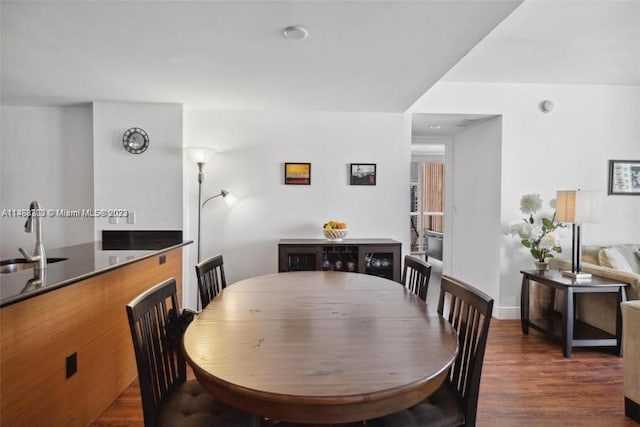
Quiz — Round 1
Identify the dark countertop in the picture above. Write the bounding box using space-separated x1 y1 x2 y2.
0 240 192 308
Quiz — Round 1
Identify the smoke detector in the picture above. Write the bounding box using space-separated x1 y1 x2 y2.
283 26 309 41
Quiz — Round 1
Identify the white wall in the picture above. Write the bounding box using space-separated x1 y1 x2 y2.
183 109 411 309
411 83 640 317
93 102 183 240
0 105 94 258
445 117 502 300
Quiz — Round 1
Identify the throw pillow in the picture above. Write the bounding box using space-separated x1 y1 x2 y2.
611 244 640 274
598 247 634 273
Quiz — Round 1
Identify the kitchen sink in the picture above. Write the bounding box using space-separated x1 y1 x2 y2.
0 257 68 274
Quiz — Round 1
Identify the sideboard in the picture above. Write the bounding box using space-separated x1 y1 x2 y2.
278 238 402 282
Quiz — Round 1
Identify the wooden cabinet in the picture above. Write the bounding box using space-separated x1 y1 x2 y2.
0 248 184 426
279 239 402 282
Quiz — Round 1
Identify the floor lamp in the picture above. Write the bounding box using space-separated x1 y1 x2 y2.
555 190 602 280
185 147 236 309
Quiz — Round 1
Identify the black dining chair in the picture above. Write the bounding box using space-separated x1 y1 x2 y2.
195 254 227 309
367 275 494 427
401 255 432 302
126 278 256 427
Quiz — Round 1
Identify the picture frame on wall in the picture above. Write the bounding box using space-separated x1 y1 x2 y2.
608 160 640 195
350 163 376 186
284 162 311 185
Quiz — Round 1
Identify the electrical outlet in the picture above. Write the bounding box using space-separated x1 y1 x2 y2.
66 352 78 378
127 211 135 224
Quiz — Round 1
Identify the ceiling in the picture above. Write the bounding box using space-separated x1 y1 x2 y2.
0 1 522 112
3 1 637 113
443 0 640 86
410 0 639 141
412 113 495 138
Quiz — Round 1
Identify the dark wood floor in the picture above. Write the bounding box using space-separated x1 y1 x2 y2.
93 262 637 426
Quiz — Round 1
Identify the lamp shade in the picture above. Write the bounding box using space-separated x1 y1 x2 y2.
221 189 238 208
185 146 216 164
555 190 602 224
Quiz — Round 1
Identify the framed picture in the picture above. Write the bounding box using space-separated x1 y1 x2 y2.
350 163 376 185
284 162 311 185
608 160 640 195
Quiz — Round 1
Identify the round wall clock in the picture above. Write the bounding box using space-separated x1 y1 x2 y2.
122 127 149 154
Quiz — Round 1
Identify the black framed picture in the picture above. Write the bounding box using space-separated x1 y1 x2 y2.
284 162 311 185
350 163 376 185
608 160 640 195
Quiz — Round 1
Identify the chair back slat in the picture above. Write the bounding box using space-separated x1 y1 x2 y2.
126 278 186 427
437 275 493 427
195 254 227 309
401 255 432 302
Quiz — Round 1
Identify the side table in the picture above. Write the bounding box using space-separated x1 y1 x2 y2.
520 269 628 358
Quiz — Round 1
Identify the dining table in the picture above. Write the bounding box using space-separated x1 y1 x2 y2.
182 271 459 424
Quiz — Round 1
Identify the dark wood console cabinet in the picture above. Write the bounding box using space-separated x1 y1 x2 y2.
278 239 402 282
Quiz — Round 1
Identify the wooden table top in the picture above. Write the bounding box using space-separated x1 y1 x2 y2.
521 269 628 288
183 271 458 424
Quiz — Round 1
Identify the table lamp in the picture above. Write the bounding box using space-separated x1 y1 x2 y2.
555 190 602 279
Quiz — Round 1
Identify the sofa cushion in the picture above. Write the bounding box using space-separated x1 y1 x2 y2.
581 245 601 265
599 247 633 273
614 244 640 273
622 300 640 420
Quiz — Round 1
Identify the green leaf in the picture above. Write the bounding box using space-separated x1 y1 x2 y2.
521 240 531 248
542 218 553 228
529 215 534 224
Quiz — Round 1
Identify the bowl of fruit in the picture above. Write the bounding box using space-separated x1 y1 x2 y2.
323 220 348 241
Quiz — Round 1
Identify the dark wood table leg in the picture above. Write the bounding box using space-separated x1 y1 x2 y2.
616 286 628 356
562 287 574 358
521 274 530 334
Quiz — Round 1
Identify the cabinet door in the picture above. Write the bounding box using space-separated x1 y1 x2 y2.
279 245 323 272
358 245 401 282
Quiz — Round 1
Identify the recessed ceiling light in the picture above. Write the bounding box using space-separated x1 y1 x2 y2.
428 124 442 130
283 26 309 41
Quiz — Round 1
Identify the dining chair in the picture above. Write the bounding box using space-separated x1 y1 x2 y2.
401 255 432 302
367 275 494 427
126 277 256 427
195 254 227 309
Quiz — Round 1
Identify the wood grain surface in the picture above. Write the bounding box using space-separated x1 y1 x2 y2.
182 271 458 424
0 248 183 426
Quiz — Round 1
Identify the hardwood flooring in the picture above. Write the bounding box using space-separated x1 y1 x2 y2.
93 262 637 426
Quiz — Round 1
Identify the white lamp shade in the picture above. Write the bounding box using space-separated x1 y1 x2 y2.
185 146 216 164
222 190 238 208
555 190 602 224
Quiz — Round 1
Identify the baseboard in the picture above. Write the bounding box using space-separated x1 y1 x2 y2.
625 397 640 422
493 305 520 320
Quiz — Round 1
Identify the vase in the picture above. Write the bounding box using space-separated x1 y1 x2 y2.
534 261 549 271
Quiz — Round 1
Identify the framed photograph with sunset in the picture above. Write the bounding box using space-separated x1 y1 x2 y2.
284 162 311 185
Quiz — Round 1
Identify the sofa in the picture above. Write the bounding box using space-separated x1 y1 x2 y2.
549 243 640 335
622 300 640 422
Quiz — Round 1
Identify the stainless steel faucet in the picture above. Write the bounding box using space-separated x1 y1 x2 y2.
19 200 46 272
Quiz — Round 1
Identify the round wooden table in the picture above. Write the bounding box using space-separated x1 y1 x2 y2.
183 271 458 424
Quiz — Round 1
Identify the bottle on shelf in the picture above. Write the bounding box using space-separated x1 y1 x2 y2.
322 252 330 271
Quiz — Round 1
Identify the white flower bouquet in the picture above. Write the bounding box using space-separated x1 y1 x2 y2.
509 194 564 262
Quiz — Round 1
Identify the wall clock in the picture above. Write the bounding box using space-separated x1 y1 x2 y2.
122 127 149 154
